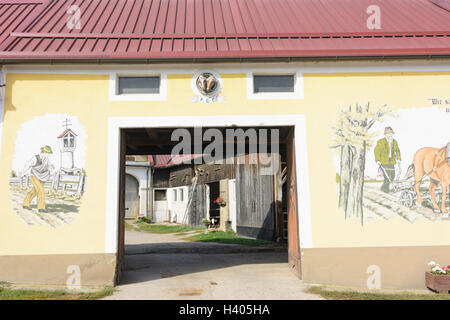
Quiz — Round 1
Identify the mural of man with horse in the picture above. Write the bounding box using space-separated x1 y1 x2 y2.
405 143 450 214
374 127 401 193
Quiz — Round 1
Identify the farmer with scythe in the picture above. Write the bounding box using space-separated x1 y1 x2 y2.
21 145 55 212
374 127 402 193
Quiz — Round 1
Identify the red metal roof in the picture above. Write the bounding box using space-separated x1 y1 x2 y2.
148 154 203 168
0 0 449 60
0 0 43 47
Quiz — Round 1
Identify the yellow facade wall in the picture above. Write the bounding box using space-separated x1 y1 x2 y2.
0 69 449 257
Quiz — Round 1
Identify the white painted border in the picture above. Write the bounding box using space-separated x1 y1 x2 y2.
105 115 312 253
108 72 167 101
246 71 304 100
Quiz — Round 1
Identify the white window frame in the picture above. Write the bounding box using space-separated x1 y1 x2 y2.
246 71 304 100
109 72 167 101
173 189 177 201
154 188 168 201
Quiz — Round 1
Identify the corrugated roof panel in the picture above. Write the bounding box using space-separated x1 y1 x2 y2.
217 38 228 51
34 0 68 33
184 38 194 51
204 0 216 34
77 0 103 33
212 0 226 33
220 0 236 34
195 38 206 51
0 2 42 46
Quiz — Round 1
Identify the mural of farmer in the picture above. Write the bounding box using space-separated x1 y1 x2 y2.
374 127 401 193
21 145 55 212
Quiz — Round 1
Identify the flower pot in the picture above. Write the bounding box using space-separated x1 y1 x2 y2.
426 271 450 293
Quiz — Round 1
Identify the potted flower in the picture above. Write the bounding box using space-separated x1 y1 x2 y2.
426 261 450 293
202 219 211 233
214 196 226 207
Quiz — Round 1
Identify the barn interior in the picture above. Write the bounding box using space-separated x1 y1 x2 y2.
118 126 295 285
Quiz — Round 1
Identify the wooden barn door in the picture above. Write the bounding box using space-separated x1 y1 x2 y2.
188 184 207 226
116 129 126 284
236 156 275 241
286 127 302 279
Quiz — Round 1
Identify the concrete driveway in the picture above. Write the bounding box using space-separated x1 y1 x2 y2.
103 230 322 300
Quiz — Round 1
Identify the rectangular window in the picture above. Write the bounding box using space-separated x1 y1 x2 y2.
179 189 184 201
253 75 295 93
154 189 167 201
173 189 177 201
118 76 160 95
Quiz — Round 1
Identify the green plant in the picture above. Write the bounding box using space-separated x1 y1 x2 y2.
138 216 151 223
202 219 210 228
428 261 450 275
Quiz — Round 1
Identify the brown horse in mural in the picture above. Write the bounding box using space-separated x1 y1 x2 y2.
406 146 449 214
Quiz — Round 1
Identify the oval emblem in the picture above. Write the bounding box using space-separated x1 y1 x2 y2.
196 72 217 96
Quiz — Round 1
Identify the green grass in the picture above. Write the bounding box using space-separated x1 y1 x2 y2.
174 231 201 236
128 221 273 246
184 230 272 246
307 286 450 300
0 285 114 300
125 221 136 231
133 221 203 234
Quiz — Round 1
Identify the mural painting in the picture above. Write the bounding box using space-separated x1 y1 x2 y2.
9 114 87 227
333 103 450 225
